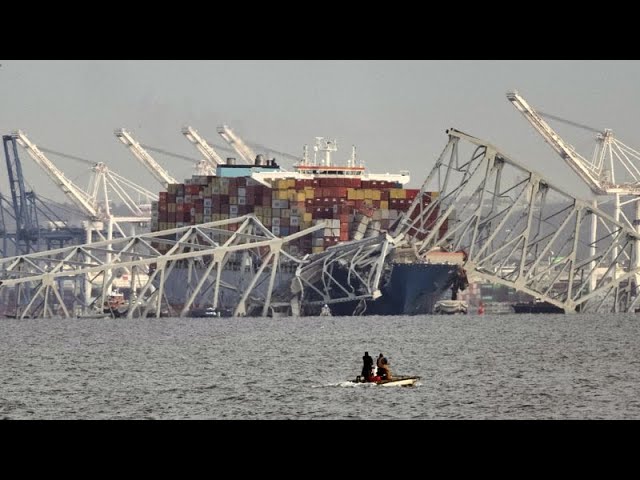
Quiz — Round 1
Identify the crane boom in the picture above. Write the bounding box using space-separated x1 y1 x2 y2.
115 128 177 187
13 130 99 218
182 126 225 167
506 91 607 195
216 125 256 164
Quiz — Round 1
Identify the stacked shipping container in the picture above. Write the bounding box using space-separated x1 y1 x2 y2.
151 175 445 255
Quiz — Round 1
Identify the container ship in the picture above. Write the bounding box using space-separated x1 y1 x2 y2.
150 137 465 316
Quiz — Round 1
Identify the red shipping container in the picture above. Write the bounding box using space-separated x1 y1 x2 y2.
406 189 420 200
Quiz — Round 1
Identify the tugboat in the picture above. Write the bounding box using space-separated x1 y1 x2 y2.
103 289 129 318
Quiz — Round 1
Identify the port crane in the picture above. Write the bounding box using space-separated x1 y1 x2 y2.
0 192 14 257
507 90 640 288
2 135 98 259
182 125 226 170
115 128 178 187
14 130 157 307
217 125 256 164
3 135 39 254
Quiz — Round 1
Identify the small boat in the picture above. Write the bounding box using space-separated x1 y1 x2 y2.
103 289 129 318
512 298 564 314
189 306 222 318
434 299 468 314
319 304 332 317
353 375 420 387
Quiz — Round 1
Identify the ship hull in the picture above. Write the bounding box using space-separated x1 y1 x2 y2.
328 262 459 316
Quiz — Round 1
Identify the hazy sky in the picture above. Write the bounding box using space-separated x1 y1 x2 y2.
1 60 639 205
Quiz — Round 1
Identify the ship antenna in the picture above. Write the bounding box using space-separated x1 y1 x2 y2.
349 145 356 168
302 144 309 165
314 137 323 166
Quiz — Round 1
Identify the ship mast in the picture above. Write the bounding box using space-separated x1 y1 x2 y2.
314 137 338 167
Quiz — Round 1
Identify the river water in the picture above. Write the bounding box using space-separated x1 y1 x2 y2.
1 313 639 419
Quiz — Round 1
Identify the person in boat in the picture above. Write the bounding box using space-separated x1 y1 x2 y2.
376 353 392 380
361 351 374 380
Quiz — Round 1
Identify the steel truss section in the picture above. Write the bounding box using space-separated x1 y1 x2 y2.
285 233 395 314
0 215 324 319
396 128 640 313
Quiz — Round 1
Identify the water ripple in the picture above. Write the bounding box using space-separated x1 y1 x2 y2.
1 314 640 418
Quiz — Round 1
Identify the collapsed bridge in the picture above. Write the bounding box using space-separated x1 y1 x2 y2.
3 129 640 318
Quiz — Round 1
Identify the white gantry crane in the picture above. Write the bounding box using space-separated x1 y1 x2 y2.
15 131 99 221
182 125 226 171
115 128 178 187
216 125 256 164
14 130 156 306
507 90 640 289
